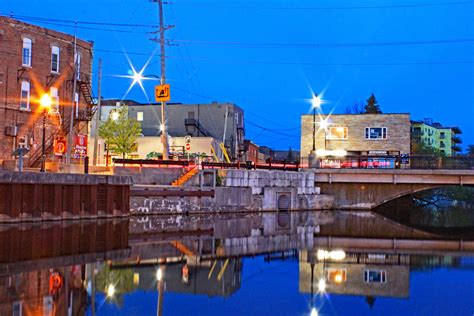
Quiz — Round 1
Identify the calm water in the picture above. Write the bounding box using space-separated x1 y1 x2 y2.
0 211 473 316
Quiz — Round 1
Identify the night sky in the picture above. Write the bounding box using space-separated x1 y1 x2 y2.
1 0 473 151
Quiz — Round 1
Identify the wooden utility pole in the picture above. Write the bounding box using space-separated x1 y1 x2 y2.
66 23 78 164
152 0 170 159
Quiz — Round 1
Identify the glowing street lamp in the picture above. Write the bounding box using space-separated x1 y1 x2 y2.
39 94 52 172
111 111 119 121
317 278 326 293
156 268 163 282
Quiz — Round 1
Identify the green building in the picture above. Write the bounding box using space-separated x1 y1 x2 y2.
411 118 462 156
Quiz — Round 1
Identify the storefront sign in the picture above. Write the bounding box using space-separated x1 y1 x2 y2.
74 134 87 158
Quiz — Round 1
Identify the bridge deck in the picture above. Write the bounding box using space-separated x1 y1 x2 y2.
314 169 474 185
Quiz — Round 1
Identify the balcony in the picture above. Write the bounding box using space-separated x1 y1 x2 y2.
452 136 462 144
452 145 462 153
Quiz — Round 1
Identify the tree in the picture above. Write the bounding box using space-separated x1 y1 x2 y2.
411 139 445 157
344 102 364 114
287 147 294 162
467 145 474 156
364 93 382 114
99 106 142 158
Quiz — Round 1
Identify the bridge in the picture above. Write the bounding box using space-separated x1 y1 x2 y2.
314 169 474 209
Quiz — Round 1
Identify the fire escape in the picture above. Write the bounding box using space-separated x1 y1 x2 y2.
28 72 96 167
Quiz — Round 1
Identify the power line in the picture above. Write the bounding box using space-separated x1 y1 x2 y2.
173 1 473 10
1 13 158 28
169 38 474 48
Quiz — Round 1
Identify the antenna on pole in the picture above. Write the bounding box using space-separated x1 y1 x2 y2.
150 0 174 160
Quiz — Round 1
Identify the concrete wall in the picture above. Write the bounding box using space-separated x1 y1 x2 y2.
300 114 411 159
113 166 183 185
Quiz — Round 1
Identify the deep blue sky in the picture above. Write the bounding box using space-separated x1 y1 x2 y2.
2 0 473 150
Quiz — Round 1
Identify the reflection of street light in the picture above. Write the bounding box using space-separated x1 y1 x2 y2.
310 307 319 316
106 284 115 298
156 268 163 282
39 94 52 172
318 278 326 293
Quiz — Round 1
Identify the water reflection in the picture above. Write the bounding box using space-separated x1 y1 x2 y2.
0 211 472 315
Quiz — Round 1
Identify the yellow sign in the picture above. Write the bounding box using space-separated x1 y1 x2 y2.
155 84 170 102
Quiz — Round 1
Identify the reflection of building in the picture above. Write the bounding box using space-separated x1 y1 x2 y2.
300 114 411 162
92 100 245 160
299 250 410 299
0 267 87 315
0 16 94 167
106 259 242 297
411 118 462 156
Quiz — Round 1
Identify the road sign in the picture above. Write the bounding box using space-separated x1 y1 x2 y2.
155 84 170 102
73 134 87 158
53 137 67 156
185 143 191 152
185 135 191 144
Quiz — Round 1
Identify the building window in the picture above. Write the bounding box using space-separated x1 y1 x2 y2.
51 45 60 73
50 87 59 112
327 126 348 140
20 81 30 110
137 112 143 121
326 268 347 284
22 38 32 67
0 72 3 84
365 127 387 140
364 269 386 283
75 52 81 79
13 301 22 316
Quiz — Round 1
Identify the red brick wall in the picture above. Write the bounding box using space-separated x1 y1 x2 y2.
0 17 93 164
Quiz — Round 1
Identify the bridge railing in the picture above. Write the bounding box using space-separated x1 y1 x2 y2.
300 155 474 170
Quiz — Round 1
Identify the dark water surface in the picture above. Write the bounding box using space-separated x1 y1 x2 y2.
0 211 473 316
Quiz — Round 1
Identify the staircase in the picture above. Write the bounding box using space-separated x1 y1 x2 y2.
28 72 96 167
171 166 199 186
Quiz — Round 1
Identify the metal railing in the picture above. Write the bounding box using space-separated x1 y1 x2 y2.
300 155 474 170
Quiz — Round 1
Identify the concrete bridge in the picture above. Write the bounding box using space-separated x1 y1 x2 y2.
314 169 474 209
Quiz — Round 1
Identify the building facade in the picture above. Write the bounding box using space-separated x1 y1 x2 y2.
0 17 94 167
411 118 462 156
300 113 411 164
96 100 245 159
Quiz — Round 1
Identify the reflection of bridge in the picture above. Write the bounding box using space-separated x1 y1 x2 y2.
315 169 474 209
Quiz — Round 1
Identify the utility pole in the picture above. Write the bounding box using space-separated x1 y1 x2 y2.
66 23 78 164
92 58 103 166
151 0 170 160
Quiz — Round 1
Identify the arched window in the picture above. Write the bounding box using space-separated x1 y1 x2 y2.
22 38 32 67
51 46 60 73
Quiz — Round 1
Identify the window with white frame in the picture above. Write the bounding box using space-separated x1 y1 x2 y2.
13 301 22 316
327 126 348 140
365 127 387 140
22 38 32 67
51 45 60 73
50 87 59 112
75 52 81 79
364 269 387 283
20 81 30 110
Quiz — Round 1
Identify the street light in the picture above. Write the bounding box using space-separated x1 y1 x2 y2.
311 94 322 152
39 94 52 172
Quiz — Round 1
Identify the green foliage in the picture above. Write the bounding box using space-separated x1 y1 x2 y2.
468 145 474 156
411 139 446 157
99 106 142 158
146 151 163 159
364 93 382 114
95 264 137 307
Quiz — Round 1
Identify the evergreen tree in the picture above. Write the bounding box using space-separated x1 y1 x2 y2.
287 147 294 162
364 93 382 114
99 106 142 158
467 145 474 156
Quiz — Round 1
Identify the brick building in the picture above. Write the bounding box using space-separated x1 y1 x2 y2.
300 113 411 167
0 17 94 167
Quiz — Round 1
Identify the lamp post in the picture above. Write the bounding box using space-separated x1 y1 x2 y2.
39 94 52 172
308 94 321 168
